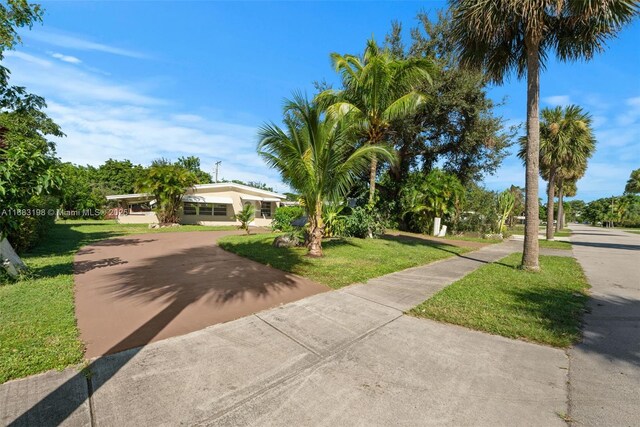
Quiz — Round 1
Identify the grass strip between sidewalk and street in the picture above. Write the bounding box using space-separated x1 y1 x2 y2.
409 253 590 347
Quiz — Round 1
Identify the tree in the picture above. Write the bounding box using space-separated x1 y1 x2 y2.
176 156 213 184
58 163 108 217
518 105 595 239
234 203 255 235
317 38 435 204
450 0 638 270
96 159 144 195
384 13 514 189
135 163 197 224
258 93 395 257
625 168 640 194
0 0 65 278
507 185 525 226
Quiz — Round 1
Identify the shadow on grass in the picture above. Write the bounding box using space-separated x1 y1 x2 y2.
8 235 307 426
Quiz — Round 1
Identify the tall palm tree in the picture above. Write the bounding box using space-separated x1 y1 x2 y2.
450 0 638 270
317 38 435 204
258 94 395 257
518 105 595 240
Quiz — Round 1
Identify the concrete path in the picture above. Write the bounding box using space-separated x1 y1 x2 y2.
1 239 572 426
568 224 640 426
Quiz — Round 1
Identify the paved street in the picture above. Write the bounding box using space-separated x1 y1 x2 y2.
568 224 640 426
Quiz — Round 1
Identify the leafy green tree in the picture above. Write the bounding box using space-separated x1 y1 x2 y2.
507 185 525 226
96 159 144 195
450 0 638 270
317 38 435 204
258 94 395 257
518 105 595 239
384 13 514 189
625 168 640 194
235 203 255 235
135 163 197 224
0 0 65 276
58 163 108 217
176 156 213 184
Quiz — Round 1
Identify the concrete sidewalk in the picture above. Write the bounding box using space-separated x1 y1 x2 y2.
2 240 570 426
567 224 640 426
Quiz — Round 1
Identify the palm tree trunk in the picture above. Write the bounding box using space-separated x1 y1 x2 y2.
368 155 378 204
546 169 556 241
307 203 324 257
556 180 565 232
522 37 541 271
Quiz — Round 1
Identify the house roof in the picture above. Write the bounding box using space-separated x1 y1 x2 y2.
193 182 285 199
106 193 151 201
105 182 285 201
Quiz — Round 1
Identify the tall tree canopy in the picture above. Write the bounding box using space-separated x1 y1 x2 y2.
449 0 638 270
625 168 640 194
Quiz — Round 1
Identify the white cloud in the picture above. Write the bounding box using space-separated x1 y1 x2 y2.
4 51 53 68
24 29 147 59
50 52 82 64
542 95 571 106
3 52 162 105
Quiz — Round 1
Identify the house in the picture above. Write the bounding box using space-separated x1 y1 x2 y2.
106 182 286 227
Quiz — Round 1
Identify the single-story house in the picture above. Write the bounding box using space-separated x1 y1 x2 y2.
106 182 286 227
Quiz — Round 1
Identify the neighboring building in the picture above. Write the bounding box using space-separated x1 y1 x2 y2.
106 182 286 227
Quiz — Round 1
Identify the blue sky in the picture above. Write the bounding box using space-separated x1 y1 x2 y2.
5 1 639 200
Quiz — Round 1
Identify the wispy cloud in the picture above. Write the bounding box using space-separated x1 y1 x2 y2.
3 52 162 105
2 49 284 191
542 95 571 106
50 52 82 64
24 29 147 59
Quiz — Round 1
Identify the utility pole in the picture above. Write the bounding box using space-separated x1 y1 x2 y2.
214 161 221 183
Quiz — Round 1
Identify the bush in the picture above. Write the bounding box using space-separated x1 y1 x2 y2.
7 196 57 254
343 207 386 238
272 206 305 232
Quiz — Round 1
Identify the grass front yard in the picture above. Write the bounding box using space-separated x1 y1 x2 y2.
218 233 471 289
409 253 589 347
0 220 236 384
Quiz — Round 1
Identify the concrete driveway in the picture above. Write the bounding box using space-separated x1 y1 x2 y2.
73 230 329 358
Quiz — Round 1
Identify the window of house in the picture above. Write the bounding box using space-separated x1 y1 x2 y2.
129 202 152 213
183 202 197 215
260 201 272 218
199 203 212 216
213 204 227 216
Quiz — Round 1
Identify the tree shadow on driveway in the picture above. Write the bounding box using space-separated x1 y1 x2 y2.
8 233 327 426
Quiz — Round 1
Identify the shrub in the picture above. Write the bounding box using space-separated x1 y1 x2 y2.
7 196 57 254
343 206 386 238
272 206 305 232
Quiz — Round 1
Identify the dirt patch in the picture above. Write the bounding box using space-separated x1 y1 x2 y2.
74 230 329 358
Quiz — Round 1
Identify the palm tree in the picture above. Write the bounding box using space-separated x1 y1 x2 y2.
258 94 395 257
317 38 435 204
450 0 638 270
235 203 255 235
518 105 595 240
625 168 640 194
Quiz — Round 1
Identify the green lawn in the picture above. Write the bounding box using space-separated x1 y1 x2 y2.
624 229 640 235
409 253 589 347
218 233 470 289
0 220 237 383
539 239 572 250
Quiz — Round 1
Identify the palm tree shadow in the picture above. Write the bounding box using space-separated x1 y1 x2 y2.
9 237 307 426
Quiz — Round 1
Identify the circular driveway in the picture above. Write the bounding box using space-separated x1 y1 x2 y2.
74 230 329 358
